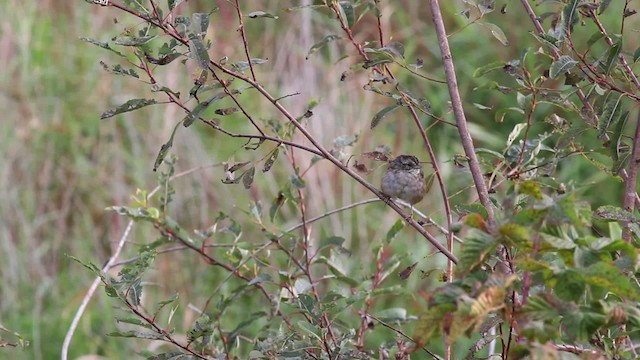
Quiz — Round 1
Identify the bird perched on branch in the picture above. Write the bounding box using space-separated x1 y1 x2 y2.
381 155 429 209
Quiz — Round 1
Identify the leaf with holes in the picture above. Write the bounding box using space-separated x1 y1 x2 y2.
188 36 209 69
101 98 157 119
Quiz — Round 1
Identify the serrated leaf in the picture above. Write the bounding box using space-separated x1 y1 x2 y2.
101 98 157 119
188 37 209 69
338 1 355 28
479 22 509 46
460 229 497 270
114 35 158 46
549 55 578 79
370 104 401 129
247 11 279 19
306 35 341 59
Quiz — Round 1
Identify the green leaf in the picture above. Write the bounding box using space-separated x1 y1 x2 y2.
100 62 139 78
370 104 401 129
609 111 629 164
247 11 279 19
306 35 341 59
506 123 527 148
191 12 210 37
188 37 210 69
79 37 125 57
231 58 269 73
262 148 280 172
460 229 497 271
549 55 578 79
479 22 509 46
338 1 355 28
100 98 157 119
114 35 158 46
555 270 585 301
376 307 407 322
168 0 183 11
593 205 640 223
333 134 358 148
634 46 640 63
318 236 345 251
562 0 579 33
154 122 181 171
598 0 613 15
385 219 405 243
597 95 622 139
562 309 605 341
494 106 524 123
187 313 214 341
107 330 165 340
473 61 504 78
242 166 255 189
381 41 405 59
183 92 228 127
603 39 622 75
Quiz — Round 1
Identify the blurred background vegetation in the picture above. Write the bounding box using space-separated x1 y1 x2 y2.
1 0 638 358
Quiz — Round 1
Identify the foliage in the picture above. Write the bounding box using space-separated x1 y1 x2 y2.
5 0 639 359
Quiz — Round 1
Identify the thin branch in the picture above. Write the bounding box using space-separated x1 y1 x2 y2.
622 109 640 242
61 220 134 360
233 0 257 82
367 314 444 360
429 0 496 227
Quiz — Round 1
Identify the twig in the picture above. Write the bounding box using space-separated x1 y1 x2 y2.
61 220 134 360
429 0 496 227
233 0 257 82
61 164 223 359
622 109 640 242
367 314 444 360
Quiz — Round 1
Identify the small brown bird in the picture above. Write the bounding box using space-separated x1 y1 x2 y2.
381 155 428 206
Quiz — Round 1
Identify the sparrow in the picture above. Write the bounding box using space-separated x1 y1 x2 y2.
381 155 428 205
